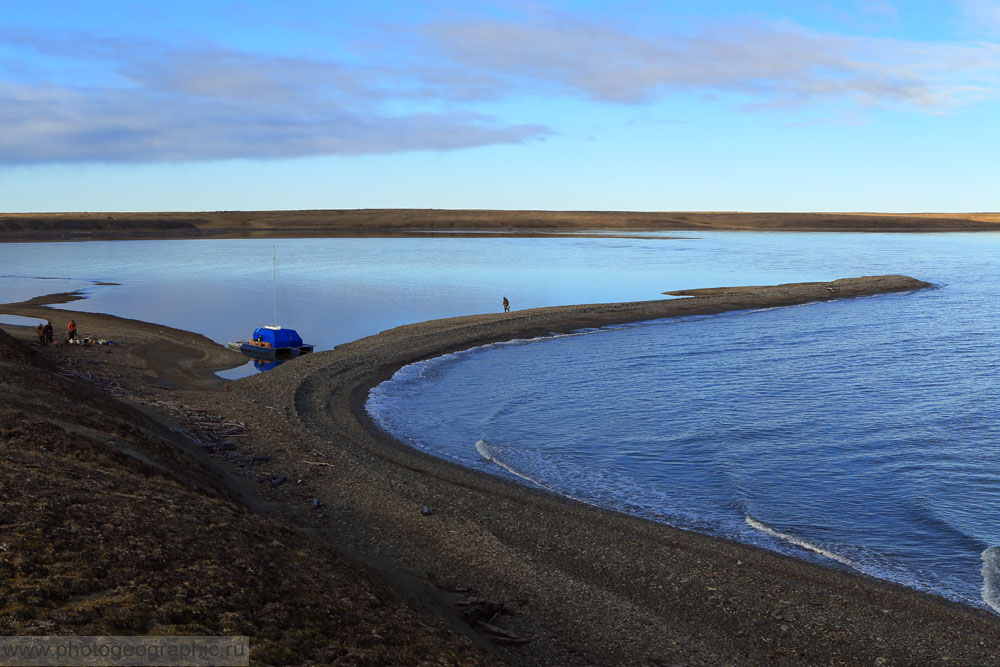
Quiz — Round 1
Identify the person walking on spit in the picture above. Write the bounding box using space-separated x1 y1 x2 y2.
43 321 53 345
36 323 45 345
502 296 510 313
67 319 77 341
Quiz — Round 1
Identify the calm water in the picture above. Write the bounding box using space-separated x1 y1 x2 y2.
0 233 808 376
3 233 1000 611
1 235 711 354
366 232 1000 613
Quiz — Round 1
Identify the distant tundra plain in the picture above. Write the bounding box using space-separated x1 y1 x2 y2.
2 208 1000 241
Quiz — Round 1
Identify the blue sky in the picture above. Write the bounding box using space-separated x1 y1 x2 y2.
1 0 999 212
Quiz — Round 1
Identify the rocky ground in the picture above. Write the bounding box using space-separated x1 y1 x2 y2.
0 321 499 664
3 276 1000 665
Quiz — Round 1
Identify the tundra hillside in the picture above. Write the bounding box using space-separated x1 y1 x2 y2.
0 327 498 666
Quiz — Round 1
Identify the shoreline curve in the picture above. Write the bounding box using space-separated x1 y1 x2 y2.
249 274 998 662
10 274 1000 664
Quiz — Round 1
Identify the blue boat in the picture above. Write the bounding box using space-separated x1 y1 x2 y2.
227 247 314 362
231 325 314 360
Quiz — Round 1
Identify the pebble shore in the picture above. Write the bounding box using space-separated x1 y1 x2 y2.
8 275 1000 665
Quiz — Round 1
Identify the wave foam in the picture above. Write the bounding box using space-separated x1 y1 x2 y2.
474 439 563 495
745 516 854 566
981 547 1000 613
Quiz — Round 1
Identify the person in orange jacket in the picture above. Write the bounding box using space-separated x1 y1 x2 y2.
67 319 77 341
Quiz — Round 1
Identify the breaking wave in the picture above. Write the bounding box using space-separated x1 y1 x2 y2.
981 547 1000 613
745 516 854 566
474 439 562 496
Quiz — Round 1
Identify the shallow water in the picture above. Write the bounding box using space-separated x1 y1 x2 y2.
366 232 1000 613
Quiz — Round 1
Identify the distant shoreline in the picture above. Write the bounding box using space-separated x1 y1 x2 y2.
2 208 999 242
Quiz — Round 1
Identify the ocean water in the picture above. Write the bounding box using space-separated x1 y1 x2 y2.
4 231 1000 611
366 232 1000 613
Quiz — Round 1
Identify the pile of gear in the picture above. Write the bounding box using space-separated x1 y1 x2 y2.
67 336 115 346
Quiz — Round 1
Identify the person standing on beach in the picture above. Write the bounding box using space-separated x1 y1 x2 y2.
43 322 53 345
67 320 77 341
36 323 45 345
502 296 510 313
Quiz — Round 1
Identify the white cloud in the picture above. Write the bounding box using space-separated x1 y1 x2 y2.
2 8 1000 165
0 30 549 164
423 12 1000 110
0 82 547 163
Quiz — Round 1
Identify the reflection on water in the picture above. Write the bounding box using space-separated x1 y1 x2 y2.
253 358 285 372
214 357 289 379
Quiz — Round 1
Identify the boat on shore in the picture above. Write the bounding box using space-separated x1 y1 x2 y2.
227 325 314 360
226 246 314 363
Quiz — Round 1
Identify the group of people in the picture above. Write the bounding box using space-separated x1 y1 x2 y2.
35 319 76 346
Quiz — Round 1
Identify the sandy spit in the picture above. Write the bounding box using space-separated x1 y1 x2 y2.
6 275 1000 666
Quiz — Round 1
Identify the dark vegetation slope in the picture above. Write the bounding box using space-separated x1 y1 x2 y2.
0 329 495 665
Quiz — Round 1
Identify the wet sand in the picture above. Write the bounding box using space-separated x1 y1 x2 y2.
5 275 1000 665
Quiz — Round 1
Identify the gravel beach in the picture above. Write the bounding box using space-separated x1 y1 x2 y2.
5 274 1000 665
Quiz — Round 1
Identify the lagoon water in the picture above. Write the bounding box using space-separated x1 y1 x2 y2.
3 232 1000 610
1 234 725 352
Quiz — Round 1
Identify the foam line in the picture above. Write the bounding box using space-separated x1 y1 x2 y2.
475 439 562 495
745 516 854 566
980 547 1000 614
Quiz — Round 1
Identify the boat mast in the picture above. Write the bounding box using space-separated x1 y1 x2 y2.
272 245 278 327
